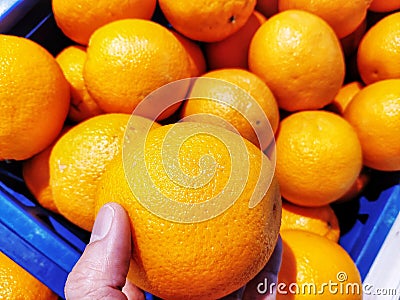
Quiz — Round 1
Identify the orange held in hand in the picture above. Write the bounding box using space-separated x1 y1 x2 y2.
0 35 69 161
249 10 345 112
96 122 281 299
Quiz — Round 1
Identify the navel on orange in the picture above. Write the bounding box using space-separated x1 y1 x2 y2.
357 12 400 84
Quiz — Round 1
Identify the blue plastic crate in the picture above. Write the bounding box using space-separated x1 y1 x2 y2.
0 162 88 298
334 171 400 279
0 0 40 33
0 1 399 299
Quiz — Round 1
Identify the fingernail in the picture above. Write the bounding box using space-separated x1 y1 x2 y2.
89 204 114 243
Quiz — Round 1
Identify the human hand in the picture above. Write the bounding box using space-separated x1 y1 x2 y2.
65 203 282 299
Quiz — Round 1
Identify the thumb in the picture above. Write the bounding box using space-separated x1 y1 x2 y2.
65 203 133 300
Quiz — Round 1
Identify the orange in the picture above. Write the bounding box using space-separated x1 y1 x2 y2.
329 82 363 115
181 68 280 149
277 230 362 300
357 12 400 84
369 0 400 12
344 79 400 171
49 114 159 231
0 35 69 161
52 0 156 45
96 122 281 299
56 46 103 123
171 31 207 77
205 11 266 70
276 110 362 206
0 252 57 299
23 126 71 213
278 0 372 38
83 19 192 117
281 201 340 242
249 10 345 112
256 0 279 17
158 0 256 42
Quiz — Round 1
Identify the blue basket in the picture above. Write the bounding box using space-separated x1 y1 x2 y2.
0 0 40 33
0 162 88 298
0 1 399 299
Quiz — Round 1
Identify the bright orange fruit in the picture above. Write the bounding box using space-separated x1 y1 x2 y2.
182 68 280 149
276 111 362 206
0 252 57 299
158 0 256 42
249 10 345 111
96 122 281 299
0 35 69 161
281 201 340 242
357 12 400 84
52 0 156 45
56 46 103 122
278 0 372 38
278 230 362 300
23 126 71 213
330 82 363 115
83 19 192 117
344 79 400 171
50 114 131 231
369 0 400 12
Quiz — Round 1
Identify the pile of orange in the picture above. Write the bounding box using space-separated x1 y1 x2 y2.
1 0 400 298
